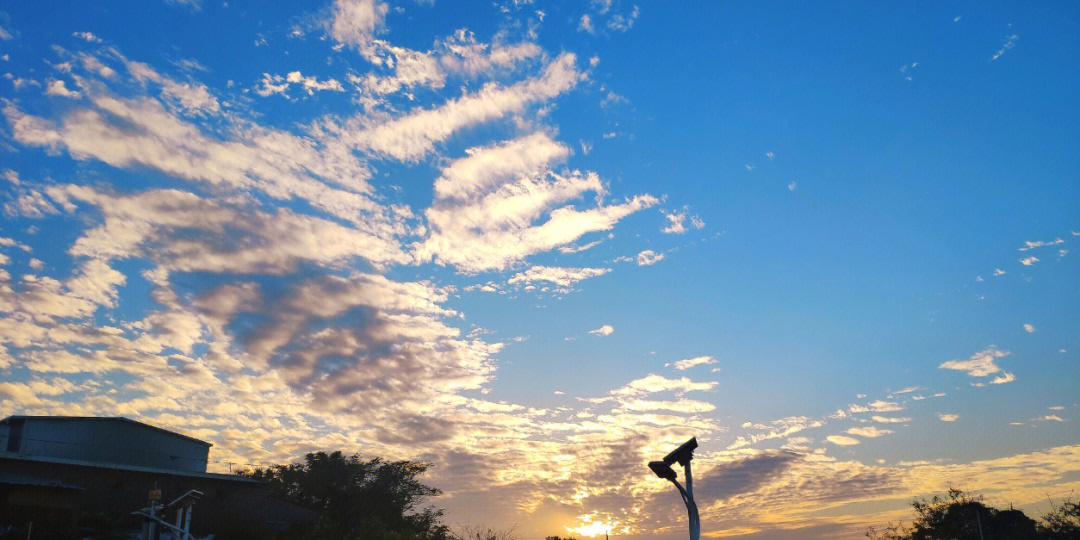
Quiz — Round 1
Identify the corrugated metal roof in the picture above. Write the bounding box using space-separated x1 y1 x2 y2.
1 415 212 447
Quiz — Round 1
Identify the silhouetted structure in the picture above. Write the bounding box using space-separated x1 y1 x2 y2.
0 415 314 538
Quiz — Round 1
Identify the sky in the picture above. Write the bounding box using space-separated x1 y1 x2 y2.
1 1 1078 538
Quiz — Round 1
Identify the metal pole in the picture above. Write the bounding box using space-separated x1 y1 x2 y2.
184 503 193 540
683 462 700 540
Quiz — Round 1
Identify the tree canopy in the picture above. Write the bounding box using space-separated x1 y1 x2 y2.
240 450 450 540
867 488 1080 540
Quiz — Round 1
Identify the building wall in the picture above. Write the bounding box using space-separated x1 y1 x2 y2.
0 456 316 539
2 418 210 474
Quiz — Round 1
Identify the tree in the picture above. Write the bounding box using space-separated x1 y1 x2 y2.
453 525 518 540
867 488 1042 540
1040 498 1080 540
239 450 450 540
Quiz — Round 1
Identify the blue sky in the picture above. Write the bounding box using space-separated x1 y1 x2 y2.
1 1 1078 539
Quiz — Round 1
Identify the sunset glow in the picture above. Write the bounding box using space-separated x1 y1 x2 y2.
1 2 1078 539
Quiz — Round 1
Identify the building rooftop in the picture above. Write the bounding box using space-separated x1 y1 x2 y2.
0 415 211 447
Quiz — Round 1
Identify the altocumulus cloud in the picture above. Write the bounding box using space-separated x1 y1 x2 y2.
2 4 1079 540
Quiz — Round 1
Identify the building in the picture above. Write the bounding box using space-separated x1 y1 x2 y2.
0 415 314 538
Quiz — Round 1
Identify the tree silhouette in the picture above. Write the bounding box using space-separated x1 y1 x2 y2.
1040 498 1080 540
240 450 450 540
866 488 1065 540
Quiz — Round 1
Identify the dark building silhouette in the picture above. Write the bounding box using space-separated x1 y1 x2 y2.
0 415 314 538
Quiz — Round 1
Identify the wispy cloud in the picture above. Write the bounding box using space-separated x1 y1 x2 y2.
847 426 893 438
1019 238 1064 251
991 33 1018 61
257 71 344 96
508 265 611 287
578 14 594 34
872 416 911 424
72 31 102 43
849 400 904 413
666 355 717 371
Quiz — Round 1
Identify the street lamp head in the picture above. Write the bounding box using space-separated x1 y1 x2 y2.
663 437 698 467
649 460 678 481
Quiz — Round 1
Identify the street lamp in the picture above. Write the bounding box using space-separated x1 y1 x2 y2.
648 437 700 540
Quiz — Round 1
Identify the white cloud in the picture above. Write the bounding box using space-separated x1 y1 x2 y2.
559 239 602 254
433 132 569 201
45 79 81 98
578 14 595 33
4 76 394 234
666 356 717 371
4 189 59 218
993 268 1006 276
826 435 860 446
612 374 716 397
1020 256 1039 266
508 265 610 287
589 324 614 336
124 59 219 114
850 400 904 413
418 130 656 272
661 212 686 234
354 43 444 95
72 32 102 43
1024 323 1036 333
1019 238 1063 251
258 71 344 97
867 400 903 412
939 413 960 422
328 0 388 50
439 30 541 77
990 372 1016 385
847 426 893 438
607 5 639 31
871 416 910 424
344 52 583 161
636 249 663 266
939 347 1009 378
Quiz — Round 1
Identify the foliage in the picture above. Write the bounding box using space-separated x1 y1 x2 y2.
1040 498 1080 540
866 487 1073 540
453 524 519 540
239 450 450 540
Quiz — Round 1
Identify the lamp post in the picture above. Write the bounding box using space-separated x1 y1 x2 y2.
648 437 700 540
